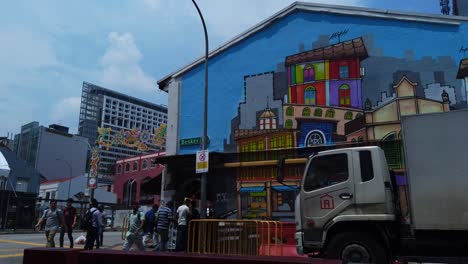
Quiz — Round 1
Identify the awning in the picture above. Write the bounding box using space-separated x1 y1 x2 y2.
272 185 298 192
240 186 265 193
0 151 10 178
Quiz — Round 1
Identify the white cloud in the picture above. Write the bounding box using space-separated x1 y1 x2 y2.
50 96 81 122
99 32 155 92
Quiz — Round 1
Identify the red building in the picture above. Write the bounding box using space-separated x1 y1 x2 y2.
113 152 165 205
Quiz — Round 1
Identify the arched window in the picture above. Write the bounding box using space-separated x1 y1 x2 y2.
351 138 357 143
117 165 122 174
339 84 351 106
125 163 130 172
314 108 323 117
286 107 294 116
133 162 138 171
305 130 326 146
302 107 311 116
344 111 353 120
304 87 316 105
285 119 293 129
142 160 148 170
150 158 156 168
355 113 363 119
358 136 364 142
325 109 335 118
303 65 315 82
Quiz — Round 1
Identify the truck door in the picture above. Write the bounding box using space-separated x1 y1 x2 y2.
300 150 355 245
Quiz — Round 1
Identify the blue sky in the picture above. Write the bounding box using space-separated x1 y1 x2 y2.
0 0 442 136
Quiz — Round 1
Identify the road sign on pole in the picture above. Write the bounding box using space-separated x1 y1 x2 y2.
196 150 209 173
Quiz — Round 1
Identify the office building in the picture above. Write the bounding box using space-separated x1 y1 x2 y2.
78 82 167 175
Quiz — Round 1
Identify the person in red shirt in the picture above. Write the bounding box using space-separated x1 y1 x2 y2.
60 198 77 248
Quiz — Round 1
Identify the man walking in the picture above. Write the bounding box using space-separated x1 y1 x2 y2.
60 198 77 248
84 199 101 250
143 204 158 248
175 198 191 252
35 199 64 247
155 201 173 252
122 203 145 251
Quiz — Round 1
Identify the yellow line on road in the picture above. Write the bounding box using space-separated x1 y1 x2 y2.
0 253 23 258
0 239 43 246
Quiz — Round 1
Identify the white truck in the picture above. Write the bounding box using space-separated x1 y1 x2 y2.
290 110 468 263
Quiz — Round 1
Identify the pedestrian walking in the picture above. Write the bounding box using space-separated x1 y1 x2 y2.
155 201 173 252
35 199 64 247
143 204 158 248
60 198 77 248
97 205 106 247
84 198 101 250
175 198 191 252
122 203 145 251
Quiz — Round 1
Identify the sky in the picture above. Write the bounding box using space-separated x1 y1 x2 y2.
0 0 442 137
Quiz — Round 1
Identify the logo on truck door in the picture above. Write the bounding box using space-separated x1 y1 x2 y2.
320 194 335 209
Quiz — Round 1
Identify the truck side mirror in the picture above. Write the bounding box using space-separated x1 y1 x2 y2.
277 156 286 183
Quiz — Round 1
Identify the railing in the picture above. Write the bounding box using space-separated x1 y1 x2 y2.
187 219 284 256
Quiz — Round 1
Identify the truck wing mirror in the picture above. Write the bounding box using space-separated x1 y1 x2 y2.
277 156 286 183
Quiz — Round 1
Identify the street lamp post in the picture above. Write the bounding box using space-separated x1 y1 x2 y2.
191 0 209 219
74 139 96 200
56 158 73 199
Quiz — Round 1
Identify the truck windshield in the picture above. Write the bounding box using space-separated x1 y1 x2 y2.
303 154 349 192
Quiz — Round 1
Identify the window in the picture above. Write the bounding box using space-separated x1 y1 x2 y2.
305 131 325 146
285 119 293 129
303 65 315 82
304 154 349 192
325 109 335 118
359 151 374 182
355 113 363 119
125 163 130 172
344 111 353 120
151 158 157 168
339 84 351 106
339 66 349 79
304 87 316 105
302 107 311 116
117 165 122 174
286 107 294 116
358 136 364 142
142 160 148 170
133 162 138 171
51 191 56 199
314 108 323 117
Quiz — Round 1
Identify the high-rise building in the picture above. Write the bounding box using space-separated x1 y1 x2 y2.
78 82 167 175
13 122 88 180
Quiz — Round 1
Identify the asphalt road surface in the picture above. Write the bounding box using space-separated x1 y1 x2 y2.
0 230 126 264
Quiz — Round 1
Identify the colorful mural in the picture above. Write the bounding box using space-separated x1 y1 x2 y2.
97 124 167 152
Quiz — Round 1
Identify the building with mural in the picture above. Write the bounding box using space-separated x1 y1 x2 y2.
156 2 468 221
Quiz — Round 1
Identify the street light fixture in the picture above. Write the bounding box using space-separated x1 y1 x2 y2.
191 0 209 219
56 158 73 199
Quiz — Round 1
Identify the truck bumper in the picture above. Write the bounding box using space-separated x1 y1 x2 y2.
295 231 304 255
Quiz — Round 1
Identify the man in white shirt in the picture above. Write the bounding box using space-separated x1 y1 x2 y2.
175 198 191 251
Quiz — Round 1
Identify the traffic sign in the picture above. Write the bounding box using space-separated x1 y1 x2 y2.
87 177 97 189
196 150 209 174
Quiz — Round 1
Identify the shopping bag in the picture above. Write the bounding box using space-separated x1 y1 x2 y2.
74 233 86 245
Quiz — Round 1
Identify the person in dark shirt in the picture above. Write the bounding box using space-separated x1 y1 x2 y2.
60 198 77 248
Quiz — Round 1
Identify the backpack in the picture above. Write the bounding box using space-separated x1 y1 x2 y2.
81 208 97 231
144 210 155 228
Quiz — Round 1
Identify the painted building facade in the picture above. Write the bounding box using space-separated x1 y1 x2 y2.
157 2 468 220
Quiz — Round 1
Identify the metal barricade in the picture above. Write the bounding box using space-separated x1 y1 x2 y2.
187 219 284 256
121 215 129 240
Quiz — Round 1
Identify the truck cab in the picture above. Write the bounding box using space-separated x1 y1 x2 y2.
295 146 396 263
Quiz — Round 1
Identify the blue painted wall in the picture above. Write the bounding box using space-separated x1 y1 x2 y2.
178 10 468 154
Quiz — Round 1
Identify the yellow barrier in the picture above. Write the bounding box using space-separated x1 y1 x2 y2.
121 215 129 240
187 219 284 256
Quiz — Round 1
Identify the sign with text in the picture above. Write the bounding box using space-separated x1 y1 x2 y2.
180 137 210 147
196 150 209 174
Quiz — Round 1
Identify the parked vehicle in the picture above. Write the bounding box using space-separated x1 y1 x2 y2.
287 110 468 263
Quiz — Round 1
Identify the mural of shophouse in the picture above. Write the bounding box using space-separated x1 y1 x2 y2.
345 75 451 168
283 37 367 147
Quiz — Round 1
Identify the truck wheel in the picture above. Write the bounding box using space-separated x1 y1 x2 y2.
326 232 389 264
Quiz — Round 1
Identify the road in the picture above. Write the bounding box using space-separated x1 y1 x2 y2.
0 231 126 264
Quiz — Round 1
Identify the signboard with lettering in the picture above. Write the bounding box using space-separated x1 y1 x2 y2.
196 150 209 173
180 137 210 146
